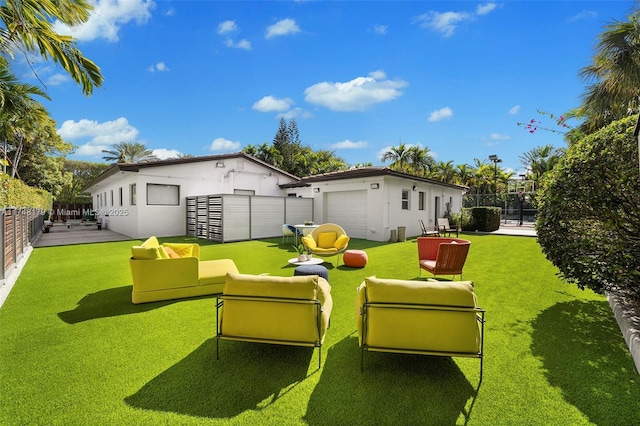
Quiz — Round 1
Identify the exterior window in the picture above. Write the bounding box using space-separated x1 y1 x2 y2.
419 191 425 211
130 184 136 206
110 190 114 206
401 190 410 210
147 184 180 206
103 192 107 207
119 187 123 206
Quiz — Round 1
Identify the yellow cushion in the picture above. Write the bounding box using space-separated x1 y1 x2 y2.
313 247 338 254
199 259 239 285
317 232 337 248
141 236 160 248
302 235 317 249
162 243 193 257
164 246 180 258
334 234 350 249
225 272 318 299
131 246 167 260
364 276 477 307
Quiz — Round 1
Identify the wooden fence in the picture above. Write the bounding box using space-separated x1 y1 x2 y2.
1 208 44 281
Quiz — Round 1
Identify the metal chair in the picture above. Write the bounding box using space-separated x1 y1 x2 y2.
282 224 300 243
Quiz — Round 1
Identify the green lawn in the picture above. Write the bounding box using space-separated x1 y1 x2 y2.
0 234 638 425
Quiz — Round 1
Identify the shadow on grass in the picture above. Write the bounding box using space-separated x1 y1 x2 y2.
125 338 312 419
531 300 640 424
304 336 478 425
57 286 176 324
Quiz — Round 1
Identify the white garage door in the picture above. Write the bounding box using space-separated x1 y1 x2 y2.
326 190 368 239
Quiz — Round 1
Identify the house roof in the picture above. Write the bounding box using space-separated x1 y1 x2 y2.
82 152 301 191
280 166 468 190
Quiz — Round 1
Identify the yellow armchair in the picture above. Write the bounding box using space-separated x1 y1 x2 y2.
216 272 333 368
356 277 485 379
301 223 350 265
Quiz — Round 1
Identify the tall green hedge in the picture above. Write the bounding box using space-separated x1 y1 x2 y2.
0 173 53 210
460 207 501 232
536 115 640 306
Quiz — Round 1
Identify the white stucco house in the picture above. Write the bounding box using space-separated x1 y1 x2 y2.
283 167 466 242
83 152 466 242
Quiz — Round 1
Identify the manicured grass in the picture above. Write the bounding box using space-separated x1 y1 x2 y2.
1 234 638 425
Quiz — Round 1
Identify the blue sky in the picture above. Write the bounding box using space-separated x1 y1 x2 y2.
13 0 635 174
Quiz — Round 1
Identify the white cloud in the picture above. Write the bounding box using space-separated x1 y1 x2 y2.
568 10 597 23
224 38 251 50
58 117 139 143
304 70 407 112
490 133 510 140
509 105 521 115
58 117 141 158
209 137 241 152
52 0 155 43
414 2 496 37
428 107 453 122
332 139 368 149
153 148 181 159
266 18 301 39
476 2 497 15
47 73 69 86
148 62 169 72
414 11 469 37
218 20 237 34
252 96 294 112
373 24 388 35
280 107 312 120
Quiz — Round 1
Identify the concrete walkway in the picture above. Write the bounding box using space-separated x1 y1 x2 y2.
33 221 133 247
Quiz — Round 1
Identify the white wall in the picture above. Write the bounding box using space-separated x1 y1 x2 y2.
307 176 464 242
90 158 297 239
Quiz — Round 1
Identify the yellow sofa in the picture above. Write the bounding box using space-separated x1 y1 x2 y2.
216 272 333 368
356 277 485 378
129 236 239 304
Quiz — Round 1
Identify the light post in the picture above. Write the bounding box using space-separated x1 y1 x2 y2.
518 174 526 226
488 155 502 207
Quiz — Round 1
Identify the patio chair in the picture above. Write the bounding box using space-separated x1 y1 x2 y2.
436 217 459 237
301 223 350 266
419 219 440 237
418 237 471 280
282 224 301 243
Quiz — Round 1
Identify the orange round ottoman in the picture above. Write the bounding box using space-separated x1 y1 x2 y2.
344 249 368 268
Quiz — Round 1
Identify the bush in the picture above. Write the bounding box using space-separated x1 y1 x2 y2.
0 173 52 210
536 115 640 306
460 207 501 231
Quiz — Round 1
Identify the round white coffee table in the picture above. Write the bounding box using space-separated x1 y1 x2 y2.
288 257 324 266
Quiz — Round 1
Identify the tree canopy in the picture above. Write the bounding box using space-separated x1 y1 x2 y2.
536 115 640 306
102 142 158 164
0 0 103 96
244 117 347 176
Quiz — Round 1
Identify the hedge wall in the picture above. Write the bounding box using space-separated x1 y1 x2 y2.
0 173 53 210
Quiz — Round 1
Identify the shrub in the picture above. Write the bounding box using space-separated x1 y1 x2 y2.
536 115 640 306
461 207 500 231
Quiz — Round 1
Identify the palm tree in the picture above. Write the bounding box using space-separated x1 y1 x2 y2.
381 143 411 173
0 0 103 95
407 145 434 176
434 160 457 184
519 145 565 182
102 142 158 164
575 9 640 133
455 163 474 186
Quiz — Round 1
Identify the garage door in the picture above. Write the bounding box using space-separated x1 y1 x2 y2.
326 190 368 239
